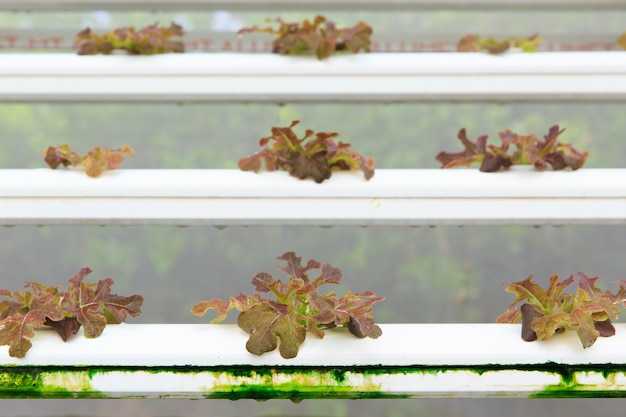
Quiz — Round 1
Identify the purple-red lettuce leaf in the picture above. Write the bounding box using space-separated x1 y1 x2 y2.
79 145 135 177
435 128 488 168
238 15 371 60
75 22 184 55
237 303 306 359
190 293 262 323
275 252 321 281
44 144 134 177
338 21 373 54
191 252 384 359
43 317 82 342
62 267 144 338
44 144 83 169
239 120 374 182
498 273 622 348
437 125 587 172
0 285 65 358
323 290 384 338
0 268 143 358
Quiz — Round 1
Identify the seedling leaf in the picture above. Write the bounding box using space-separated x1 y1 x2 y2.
238 303 306 359
239 15 371 60
192 252 383 358
458 33 543 53
75 22 185 55
190 293 262 324
437 125 587 172
44 144 134 177
63 268 143 338
435 128 491 169
498 273 622 348
0 287 64 358
44 317 82 342
239 120 375 182
0 268 143 357
617 32 626 50
340 21 373 54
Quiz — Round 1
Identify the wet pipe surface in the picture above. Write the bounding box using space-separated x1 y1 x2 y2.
2 363 626 399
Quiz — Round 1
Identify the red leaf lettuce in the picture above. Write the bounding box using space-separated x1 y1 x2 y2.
191 252 384 359
0 268 143 358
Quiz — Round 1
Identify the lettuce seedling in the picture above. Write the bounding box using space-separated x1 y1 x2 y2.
0 267 143 358
618 33 626 50
191 252 384 359
497 273 626 348
458 34 543 53
239 120 375 183
436 125 588 172
75 22 185 55
238 15 372 60
45 144 134 177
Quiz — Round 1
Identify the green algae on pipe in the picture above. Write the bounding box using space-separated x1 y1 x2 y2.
0 367 102 399
2 364 626 399
530 369 626 398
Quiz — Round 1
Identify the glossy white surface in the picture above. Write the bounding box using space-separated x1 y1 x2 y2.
1 53 626 102
3 323 626 366
2 169 625 225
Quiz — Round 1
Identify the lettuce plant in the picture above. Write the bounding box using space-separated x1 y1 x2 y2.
45 144 134 177
75 22 184 55
0 267 144 358
191 252 384 359
436 125 588 172
618 32 626 50
457 34 543 53
239 120 375 183
497 273 626 348
238 15 372 60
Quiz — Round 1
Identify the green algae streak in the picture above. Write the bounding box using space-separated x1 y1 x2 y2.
1 364 626 399
0 367 102 398
529 365 626 398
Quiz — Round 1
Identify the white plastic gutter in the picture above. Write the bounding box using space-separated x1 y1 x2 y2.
2 169 625 226
2 323 626 398
0 53 625 102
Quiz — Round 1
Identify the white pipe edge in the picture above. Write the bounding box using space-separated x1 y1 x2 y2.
1 53 626 102
1 169 625 226
0 0 624 11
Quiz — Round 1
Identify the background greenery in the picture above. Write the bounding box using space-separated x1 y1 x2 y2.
1 7 626 417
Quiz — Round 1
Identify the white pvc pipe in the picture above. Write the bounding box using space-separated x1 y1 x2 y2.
1 53 626 102
2 169 625 226
2 324 626 398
